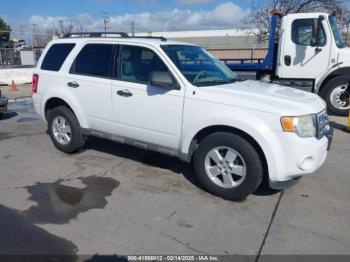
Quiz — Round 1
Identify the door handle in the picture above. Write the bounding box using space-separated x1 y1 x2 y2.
284 55 291 66
117 89 133 97
67 81 79 88
315 47 322 54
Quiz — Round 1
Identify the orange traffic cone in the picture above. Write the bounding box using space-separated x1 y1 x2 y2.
10 80 17 92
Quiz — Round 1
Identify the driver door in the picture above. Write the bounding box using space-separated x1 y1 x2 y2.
110 44 185 149
278 14 332 80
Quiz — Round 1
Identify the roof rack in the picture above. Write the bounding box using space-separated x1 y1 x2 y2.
62 32 167 41
63 32 129 38
132 36 167 42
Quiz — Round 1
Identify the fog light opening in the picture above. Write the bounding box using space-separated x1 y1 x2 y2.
298 156 314 171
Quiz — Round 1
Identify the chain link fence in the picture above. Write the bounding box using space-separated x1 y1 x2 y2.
0 30 53 68
0 48 44 68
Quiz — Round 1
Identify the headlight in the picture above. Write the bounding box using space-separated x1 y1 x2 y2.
281 115 316 138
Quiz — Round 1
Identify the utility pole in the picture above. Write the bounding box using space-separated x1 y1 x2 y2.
102 12 110 37
32 23 37 64
19 25 26 37
32 24 37 48
131 21 135 37
340 10 344 29
346 19 350 46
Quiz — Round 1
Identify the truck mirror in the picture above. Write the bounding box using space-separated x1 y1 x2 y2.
311 19 320 47
311 16 324 47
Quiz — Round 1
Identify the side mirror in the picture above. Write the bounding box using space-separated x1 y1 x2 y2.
149 71 178 90
311 16 323 47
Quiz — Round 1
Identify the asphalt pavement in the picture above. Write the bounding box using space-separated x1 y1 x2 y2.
0 97 349 260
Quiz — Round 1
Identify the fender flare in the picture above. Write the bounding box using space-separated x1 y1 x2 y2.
180 118 281 182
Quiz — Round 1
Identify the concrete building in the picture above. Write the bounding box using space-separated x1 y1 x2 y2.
136 29 268 60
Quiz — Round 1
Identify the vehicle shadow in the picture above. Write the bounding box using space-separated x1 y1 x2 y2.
85 137 200 187
0 111 18 120
85 137 279 198
84 255 128 262
0 204 77 259
254 176 281 196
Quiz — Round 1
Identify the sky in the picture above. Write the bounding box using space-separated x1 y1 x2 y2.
0 0 253 34
1 0 350 34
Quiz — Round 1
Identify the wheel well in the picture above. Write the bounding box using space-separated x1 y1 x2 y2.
189 125 269 177
318 67 350 95
44 98 75 121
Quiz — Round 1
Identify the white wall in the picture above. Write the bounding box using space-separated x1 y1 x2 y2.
0 68 34 85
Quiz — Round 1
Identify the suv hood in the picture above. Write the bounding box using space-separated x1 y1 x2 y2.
200 80 326 116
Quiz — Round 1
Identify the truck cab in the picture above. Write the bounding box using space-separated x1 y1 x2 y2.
225 11 350 116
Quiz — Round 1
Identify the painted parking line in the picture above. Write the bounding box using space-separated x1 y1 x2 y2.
8 97 32 103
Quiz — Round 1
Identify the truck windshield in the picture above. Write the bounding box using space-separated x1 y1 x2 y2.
329 16 346 48
162 45 238 87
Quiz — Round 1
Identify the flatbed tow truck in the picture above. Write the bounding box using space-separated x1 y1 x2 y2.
223 10 350 116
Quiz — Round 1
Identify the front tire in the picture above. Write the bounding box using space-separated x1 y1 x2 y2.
193 132 263 200
321 75 350 116
48 106 85 153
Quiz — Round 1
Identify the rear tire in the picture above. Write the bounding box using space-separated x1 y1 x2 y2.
193 132 263 200
47 106 85 153
321 75 350 116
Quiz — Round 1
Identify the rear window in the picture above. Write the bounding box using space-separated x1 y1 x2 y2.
71 44 114 78
41 44 75 71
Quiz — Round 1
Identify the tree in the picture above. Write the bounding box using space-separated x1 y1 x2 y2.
246 0 347 44
58 20 74 36
0 17 11 45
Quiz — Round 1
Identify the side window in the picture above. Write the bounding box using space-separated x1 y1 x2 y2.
119 45 169 83
71 44 114 77
41 44 75 71
292 19 326 46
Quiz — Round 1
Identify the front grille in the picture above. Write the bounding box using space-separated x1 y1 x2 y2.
316 110 330 139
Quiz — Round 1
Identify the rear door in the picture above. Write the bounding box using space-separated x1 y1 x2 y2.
110 44 185 149
37 42 76 99
64 43 115 131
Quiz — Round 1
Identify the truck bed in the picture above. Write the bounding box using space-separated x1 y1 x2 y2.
221 57 269 71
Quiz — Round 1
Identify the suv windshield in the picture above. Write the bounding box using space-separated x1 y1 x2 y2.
162 45 238 87
329 16 346 48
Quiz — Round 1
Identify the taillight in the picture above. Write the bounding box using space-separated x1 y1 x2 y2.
32 74 39 93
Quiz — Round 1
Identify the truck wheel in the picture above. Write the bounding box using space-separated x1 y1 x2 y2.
193 132 263 200
48 106 85 153
321 75 350 116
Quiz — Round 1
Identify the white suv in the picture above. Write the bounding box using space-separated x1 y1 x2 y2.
32 32 332 200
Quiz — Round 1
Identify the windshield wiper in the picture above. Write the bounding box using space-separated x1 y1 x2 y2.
196 79 237 87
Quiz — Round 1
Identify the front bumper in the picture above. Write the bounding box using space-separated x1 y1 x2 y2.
262 129 331 189
0 96 8 114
